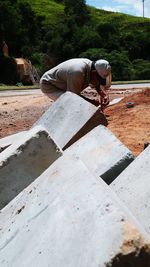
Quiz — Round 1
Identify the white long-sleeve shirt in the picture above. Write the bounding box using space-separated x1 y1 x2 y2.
40 58 92 94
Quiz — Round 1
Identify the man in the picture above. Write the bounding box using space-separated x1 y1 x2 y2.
40 58 111 109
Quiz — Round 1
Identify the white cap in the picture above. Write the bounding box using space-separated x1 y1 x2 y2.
95 59 111 79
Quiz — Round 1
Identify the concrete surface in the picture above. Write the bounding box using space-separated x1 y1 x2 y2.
108 97 123 106
33 91 107 150
0 154 150 266
0 131 27 153
0 126 62 209
0 89 41 97
111 145 150 235
0 94 122 153
111 83 150 89
65 125 135 184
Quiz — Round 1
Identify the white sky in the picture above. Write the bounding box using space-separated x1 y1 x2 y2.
86 0 150 18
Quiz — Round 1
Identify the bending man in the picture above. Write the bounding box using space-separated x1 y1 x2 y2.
40 58 111 109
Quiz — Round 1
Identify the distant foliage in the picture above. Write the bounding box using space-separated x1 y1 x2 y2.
64 0 89 25
0 56 18 84
0 0 150 83
132 59 150 80
80 49 134 81
0 1 21 56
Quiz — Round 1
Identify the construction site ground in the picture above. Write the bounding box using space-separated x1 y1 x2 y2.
0 87 149 156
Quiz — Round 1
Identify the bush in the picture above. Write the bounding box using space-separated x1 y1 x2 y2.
132 59 150 80
0 56 18 84
80 49 134 81
108 50 134 81
79 48 108 61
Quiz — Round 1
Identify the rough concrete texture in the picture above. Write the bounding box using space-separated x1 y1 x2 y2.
65 125 134 184
0 131 27 153
0 126 62 209
111 145 150 235
0 154 150 267
33 91 107 150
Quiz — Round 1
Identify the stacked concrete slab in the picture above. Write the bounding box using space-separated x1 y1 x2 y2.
0 131 27 153
65 125 134 184
1 90 150 266
0 92 107 153
33 91 107 149
0 126 63 209
111 145 150 235
0 92 110 211
0 154 150 267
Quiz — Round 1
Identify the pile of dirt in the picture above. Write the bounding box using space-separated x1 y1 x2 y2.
0 88 149 156
106 88 150 156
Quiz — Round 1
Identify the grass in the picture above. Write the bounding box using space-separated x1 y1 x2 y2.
18 0 150 26
0 84 40 91
113 80 150 84
18 0 64 25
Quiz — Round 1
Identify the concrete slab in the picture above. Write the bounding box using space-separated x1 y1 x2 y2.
0 126 62 209
111 145 150 235
33 91 107 150
0 154 150 267
65 125 134 184
0 131 27 153
108 97 123 106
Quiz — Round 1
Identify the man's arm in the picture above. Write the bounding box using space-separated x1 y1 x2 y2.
97 73 112 110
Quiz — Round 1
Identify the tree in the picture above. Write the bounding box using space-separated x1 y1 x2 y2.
0 56 18 84
132 59 150 80
74 26 102 52
18 2 42 57
80 49 134 81
79 48 109 61
96 21 121 50
108 50 134 81
0 1 21 56
64 0 89 25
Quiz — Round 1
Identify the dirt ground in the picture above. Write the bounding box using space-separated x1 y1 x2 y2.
106 88 150 156
0 88 149 156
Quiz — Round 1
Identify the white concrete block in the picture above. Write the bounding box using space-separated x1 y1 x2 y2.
111 145 150 235
0 131 27 153
33 91 107 149
65 125 134 184
109 97 123 106
0 154 150 267
0 126 62 209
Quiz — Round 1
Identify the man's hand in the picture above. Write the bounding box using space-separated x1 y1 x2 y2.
102 94 109 106
98 87 110 110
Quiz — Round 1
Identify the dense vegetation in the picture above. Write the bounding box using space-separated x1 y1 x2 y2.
0 0 150 84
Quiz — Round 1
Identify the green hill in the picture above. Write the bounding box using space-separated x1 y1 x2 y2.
18 0 64 24
1 0 150 82
18 0 150 26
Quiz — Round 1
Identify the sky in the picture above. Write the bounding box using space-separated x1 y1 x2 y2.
86 0 150 19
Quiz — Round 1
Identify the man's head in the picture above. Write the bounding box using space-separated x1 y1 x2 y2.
95 59 111 79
